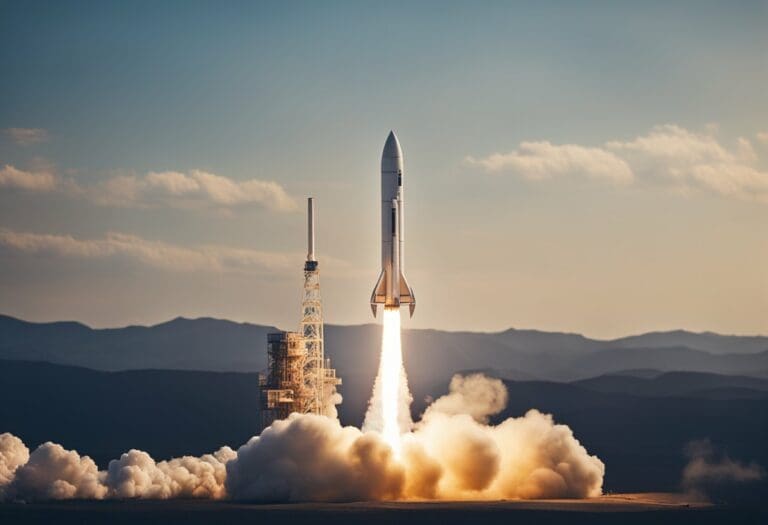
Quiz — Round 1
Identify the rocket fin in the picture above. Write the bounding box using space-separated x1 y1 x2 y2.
370 269 387 317
398 271 416 317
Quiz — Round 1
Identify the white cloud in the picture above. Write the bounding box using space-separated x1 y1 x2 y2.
0 164 57 191
466 142 633 184
606 124 734 164
3 128 49 146
0 229 300 275
606 125 768 202
757 132 768 145
0 164 296 212
470 124 768 203
94 170 297 212
736 137 757 162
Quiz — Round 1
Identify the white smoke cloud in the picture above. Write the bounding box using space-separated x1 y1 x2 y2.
1 375 605 503
159 447 236 500
107 449 172 499
106 447 235 499
2 440 235 502
7 442 107 501
226 374 604 501
423 373 507 423
682 439 764 498
226 415 406 502
0 433 29 497
407 375 604 500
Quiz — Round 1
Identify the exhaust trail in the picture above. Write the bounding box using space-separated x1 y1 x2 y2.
363 308 412 456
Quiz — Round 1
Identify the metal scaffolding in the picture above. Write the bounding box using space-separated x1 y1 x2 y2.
300 259 324 414
260 331 306 427
259 198 341 430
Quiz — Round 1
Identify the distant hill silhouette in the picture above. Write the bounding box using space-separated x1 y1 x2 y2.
0 315 278 371
574 371 768 399
610 330 768 355
2 315 767 387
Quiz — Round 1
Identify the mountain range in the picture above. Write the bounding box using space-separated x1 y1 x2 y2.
1 314 766 384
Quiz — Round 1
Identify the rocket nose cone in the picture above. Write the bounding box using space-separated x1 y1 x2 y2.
383 131 402 159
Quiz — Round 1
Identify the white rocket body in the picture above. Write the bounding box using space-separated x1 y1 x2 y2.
371 131 416 317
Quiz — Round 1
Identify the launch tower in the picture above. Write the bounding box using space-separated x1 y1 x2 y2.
260 198 341 430
300 197 325 414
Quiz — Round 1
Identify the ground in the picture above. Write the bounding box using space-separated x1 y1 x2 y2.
1 494 766 525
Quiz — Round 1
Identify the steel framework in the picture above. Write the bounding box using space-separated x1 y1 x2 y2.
259 198 340 430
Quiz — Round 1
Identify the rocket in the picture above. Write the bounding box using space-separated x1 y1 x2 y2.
371 131 416 317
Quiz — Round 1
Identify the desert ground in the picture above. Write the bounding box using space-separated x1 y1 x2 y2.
2 493 765 525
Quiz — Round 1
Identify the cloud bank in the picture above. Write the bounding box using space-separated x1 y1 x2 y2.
0 228 298 274
0 165 296 212
468 124 768 203
466 142 633 184
0 164 57 191
1 375 605 503
92 170 296 212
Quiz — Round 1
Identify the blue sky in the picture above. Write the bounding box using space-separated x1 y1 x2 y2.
1 1 766 337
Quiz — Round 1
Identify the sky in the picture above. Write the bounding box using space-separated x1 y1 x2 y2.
0 0 766 338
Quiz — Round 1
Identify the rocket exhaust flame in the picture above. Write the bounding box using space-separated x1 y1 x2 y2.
364 307 412 456
379 309 404 454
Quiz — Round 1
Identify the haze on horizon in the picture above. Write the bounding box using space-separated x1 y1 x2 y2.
0 1 766 339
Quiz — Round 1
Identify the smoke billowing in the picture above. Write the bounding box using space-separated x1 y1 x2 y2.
682 439 765 502
226 414 405 502
1 374 605 502
106 447 236 499
0 436 236 502
9 442 107 501
0 433 29 499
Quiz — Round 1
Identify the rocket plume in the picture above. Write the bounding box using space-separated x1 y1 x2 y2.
363 308 412 455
